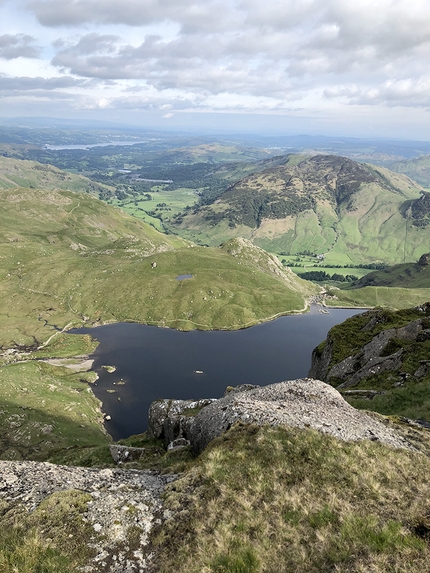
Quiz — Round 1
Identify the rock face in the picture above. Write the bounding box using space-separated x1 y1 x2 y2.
148 379 411 455
147 398 216 446
309 306 430 388
417 252 430 267
0 460 175 572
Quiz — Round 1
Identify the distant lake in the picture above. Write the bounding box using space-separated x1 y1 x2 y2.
72 307 364 440
43 141 146 150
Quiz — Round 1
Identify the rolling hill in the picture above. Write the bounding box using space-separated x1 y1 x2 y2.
171 154 429 265
0 171 316 348
351 253 430 288
0 155 113 197
387 154 430 189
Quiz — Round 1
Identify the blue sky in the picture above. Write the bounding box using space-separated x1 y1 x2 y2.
1 0 430 138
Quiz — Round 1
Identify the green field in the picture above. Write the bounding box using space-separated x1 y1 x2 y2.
328 286 430 309
111 185 200 232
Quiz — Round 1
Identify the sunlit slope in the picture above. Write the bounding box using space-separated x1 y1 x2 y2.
0 186 315 347
173 155 427 264
351 253 430 289
0 155 113 195
388 154 430 188
326 253 430 309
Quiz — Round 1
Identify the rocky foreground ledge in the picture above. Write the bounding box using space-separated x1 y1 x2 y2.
0 461 175 572
149 378 412 453
0 378 416 572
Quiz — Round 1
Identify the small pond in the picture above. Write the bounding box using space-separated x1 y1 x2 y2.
72 307 364 440
175 274 193 280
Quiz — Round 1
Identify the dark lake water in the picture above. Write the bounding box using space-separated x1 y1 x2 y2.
72 307 363 440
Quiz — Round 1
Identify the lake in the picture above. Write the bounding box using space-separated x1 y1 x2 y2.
72 307 363 440
43 141 147 150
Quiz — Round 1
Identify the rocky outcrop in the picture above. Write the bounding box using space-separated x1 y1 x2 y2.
147 398 216 447
148 379 411 455
309 307 430 388
0 460 175 572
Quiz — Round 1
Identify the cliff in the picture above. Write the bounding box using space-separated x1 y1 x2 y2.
309 304 430 420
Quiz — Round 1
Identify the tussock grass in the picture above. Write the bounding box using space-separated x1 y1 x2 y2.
154 423 430 573
0 490 95 572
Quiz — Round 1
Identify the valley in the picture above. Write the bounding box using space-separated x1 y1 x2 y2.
1 126 430 573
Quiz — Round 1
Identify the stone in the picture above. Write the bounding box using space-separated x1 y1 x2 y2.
188 379 411 454
109 445 147 464
309 310 430 388
0 460 176 573
147 398 216 446
167 438 191 451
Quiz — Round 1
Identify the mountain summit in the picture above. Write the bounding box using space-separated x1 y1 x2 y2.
173 154 426 264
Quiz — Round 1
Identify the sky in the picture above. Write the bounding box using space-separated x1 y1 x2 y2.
1 0 430 138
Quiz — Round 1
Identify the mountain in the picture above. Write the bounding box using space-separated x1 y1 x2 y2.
0 157 316 348
171 154 428 264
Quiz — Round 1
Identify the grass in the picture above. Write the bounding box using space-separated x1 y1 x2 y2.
112 185 199 227
0 359 109 461
0 155 113 196
0 490 96 572
0 185 314 348
330 286 430 310
346 379 430 420
152 423 430 573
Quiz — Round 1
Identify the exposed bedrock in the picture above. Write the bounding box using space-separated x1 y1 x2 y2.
148 379 410 455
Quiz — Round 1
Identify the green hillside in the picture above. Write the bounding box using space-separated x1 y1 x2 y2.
0 182 315 349
171 154 428 265
309 305 430 421
388 154 430 189
0 155 113 196
352 253 430 288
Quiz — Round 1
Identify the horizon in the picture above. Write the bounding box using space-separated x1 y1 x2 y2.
2 1 430 140
2 116 430 146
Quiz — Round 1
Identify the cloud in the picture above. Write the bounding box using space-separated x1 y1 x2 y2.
1 0 429 135
45 0 430 101
162 112 173 119
0 34 41 59
325 78 430 108
28 0 232 32
0 75 89 91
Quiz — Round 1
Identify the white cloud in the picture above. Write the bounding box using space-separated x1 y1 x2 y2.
0 34 40 59
0 0 428 136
